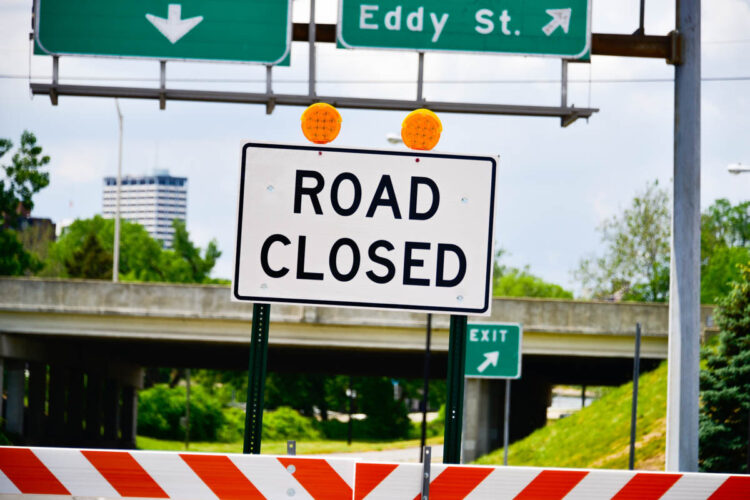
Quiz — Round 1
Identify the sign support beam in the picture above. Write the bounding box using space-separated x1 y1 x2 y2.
290 24 680 62
443 315 467 464
666 0 700 473
29 83 597 122
243 303 271 455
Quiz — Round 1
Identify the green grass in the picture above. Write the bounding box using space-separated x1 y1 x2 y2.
137 435 443 455
475 362 668 470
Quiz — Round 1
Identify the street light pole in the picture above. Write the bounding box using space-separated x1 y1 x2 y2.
113 99 123 283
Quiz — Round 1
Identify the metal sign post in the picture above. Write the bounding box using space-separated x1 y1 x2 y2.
629 323 642 469
443 315 467 464
666 0 700 472
243 303 271 454
503 379 511 466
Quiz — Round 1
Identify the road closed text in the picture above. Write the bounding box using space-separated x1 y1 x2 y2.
233 144 496 314
259 170 467 286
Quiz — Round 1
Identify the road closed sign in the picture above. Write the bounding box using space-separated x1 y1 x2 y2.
233 143 497 315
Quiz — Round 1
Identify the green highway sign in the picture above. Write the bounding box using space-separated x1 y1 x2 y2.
35 0 292 64
465 323 522 378
338 0 590 58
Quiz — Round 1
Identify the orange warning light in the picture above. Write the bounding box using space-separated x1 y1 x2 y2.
301 103 342 144
401 109 442 151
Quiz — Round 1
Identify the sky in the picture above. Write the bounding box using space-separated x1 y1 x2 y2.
1 0 749 293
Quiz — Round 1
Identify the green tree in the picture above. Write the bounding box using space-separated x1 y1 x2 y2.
575 180 671 301
701 199 750 304
493 250 573 298
168 219 221 283
0 131 50 228
48 216 164 280
0 230 36 276
699 264 750 472
48 216 222 283
65 232 113 279
356 377 411 439
0 131 50 276
265 373 331 420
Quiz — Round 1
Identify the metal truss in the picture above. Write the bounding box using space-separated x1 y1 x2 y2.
29 5 679 126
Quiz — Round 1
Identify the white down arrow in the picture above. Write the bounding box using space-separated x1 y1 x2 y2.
146 4 203 44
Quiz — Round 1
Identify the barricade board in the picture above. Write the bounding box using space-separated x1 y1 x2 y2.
1 446 748 499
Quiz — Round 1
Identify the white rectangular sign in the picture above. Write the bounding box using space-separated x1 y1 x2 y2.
232 143 497 315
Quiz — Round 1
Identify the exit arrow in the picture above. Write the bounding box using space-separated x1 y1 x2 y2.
146 4 203 44
477 351 499 373
542 8 572 36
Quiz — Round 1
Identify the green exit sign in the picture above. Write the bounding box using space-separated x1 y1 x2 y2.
338 0 590 58
34 0 292 64
465 323 522 379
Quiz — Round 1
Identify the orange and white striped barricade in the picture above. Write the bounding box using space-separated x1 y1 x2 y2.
0 446 354 499
2 446 749 499
353 461 750 500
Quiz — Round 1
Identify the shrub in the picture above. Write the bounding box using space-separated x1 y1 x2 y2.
262 406 321 441
137 384 224 441
217 407 245 443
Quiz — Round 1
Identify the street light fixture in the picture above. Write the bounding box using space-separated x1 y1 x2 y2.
727 163 750 174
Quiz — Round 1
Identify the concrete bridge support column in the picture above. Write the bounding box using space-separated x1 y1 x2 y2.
85 372 103 444
462 378 500 462
103 379 121 445
48 365 69 445
68 370 85 444
507 374 551 444
120 385 137 448
461 374 552 463
5 360 25 438
27 362 46 444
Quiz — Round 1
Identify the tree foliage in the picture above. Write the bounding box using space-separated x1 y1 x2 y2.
701 199 750 304
699 264 750 472
0 131 50 276
0 131 50 228
0 230 38 276
493 250 573 299
64 232 113 279
49 216 222 283
575 180 671 302
575 182 749 303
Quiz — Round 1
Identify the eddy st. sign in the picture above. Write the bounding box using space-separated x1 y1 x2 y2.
338 0 591 59
233 143 497 315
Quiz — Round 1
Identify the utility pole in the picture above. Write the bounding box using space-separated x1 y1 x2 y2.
666 0 700 472
113 99 123 282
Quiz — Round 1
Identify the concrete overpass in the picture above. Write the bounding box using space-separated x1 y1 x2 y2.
0 278 717 458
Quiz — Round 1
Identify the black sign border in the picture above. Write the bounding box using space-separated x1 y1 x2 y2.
234 142 497 314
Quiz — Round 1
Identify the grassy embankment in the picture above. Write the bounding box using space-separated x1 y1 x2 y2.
137 435 443 455
475 362 668 470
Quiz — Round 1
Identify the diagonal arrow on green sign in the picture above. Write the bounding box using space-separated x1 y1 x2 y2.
465 323 522 378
